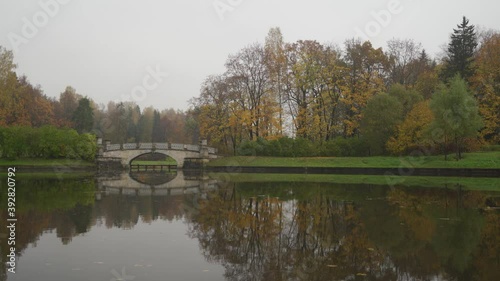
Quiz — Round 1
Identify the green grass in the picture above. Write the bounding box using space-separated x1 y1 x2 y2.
0 158 95 167
209 151 500 169
209 173 500 191
0 172 95 179
131 159 177 165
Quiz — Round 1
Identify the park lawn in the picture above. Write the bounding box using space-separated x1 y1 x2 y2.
208 151 500 169
209 173 500 191
0 158 95 167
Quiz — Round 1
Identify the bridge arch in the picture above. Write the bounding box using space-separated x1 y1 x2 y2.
129 151 179 167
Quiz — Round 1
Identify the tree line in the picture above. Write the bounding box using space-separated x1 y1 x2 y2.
0 48 198 159
1 16 498 159
193 17 499 158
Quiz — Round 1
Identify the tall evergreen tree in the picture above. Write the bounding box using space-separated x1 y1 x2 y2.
72 97 94 134
442 16 478 81
152 110 163 142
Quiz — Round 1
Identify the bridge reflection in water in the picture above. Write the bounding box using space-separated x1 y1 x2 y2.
96 170 218 198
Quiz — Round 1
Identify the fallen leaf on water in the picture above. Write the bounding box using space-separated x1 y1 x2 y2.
367 248 374 251
356 273 367 276
326 265 337 268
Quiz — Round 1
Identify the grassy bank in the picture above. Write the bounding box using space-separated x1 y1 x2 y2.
209 151 500 169
131 159 177 165
0 158 95 167
209 173 500 191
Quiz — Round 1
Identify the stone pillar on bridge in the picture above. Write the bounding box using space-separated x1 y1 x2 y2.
199 139 210 165
96 137 103 157
104 140 111 152
200 140 210 159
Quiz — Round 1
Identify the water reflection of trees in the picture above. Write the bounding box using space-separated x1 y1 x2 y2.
189 183 500 281
0 178 498 281
0 176 198 281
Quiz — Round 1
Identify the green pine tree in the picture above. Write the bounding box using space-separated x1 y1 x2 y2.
72 97 94 134
442 16 478 82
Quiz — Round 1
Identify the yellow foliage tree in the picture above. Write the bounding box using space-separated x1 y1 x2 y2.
471 33 500 143
387 101 434 155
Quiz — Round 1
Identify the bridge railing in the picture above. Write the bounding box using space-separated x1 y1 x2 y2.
156 143 169 149
106 144 121 151
186 144 200 151
103 142 218 154
170 143 184 150
139 143 153 150
123 143 136 150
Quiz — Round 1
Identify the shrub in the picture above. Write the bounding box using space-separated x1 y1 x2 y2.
0 126 97 161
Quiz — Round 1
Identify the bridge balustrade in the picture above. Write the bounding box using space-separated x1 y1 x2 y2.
171 143 184 150
186 144 200 151
155 143 169 149
139 143 153 149
106 144 121 151
123 143 136 150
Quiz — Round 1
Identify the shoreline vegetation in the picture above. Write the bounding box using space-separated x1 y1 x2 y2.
208 152 500 169
208 173 500 192
2 151 498 170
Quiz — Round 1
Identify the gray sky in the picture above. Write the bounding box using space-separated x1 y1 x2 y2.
1 0 498 111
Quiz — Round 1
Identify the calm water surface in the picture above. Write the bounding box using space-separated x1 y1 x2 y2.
0 171 499 281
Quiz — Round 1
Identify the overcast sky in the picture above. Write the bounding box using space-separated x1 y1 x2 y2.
1 0 498 111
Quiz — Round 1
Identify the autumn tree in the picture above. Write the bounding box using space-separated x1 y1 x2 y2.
340 39 388 137
0 47 33 126
152 110 162 142
471 32 500 143
0 47 17 126
387 101 434 155
138 106 155 142
361 93 403 155
386 38 424 86
194 75 234 152
54 86 82 127
264 27 286 135
282 40 346 141
225 43 270 140
415 68 440 99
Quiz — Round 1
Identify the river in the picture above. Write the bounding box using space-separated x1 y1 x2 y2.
0 171 499 281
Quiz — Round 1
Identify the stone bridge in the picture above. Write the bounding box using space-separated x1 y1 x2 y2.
97 139 218 169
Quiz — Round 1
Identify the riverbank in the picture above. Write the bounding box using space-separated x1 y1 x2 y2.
0 158 95 172
208 152 500 169
209 173 500 191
